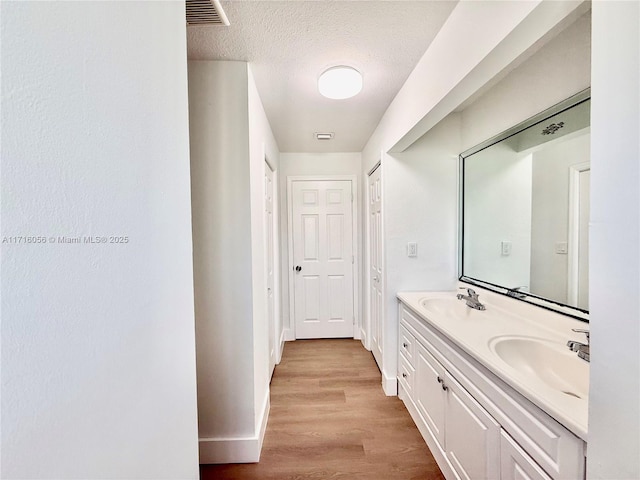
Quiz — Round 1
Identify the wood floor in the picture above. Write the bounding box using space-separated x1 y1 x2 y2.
200 339 444 480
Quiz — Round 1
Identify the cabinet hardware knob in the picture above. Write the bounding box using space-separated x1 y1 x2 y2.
403 343 408 348
402 373 407 378
437 376 448 391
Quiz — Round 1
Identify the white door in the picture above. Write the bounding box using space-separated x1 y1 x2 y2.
291 180 354 339
368 165 383 367
265 162 276 377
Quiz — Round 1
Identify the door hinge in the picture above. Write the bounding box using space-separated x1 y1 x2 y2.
352 256 354 264
353 316 355 325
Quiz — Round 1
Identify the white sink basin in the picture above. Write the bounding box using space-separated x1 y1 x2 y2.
489 335 589 400
420 297 466 316
420 296 511 322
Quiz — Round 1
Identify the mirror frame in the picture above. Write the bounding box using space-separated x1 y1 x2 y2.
458 88 591 322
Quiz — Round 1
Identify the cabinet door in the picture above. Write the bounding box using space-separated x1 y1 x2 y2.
445 372 500 480
414 341 447 447
501 430 552 480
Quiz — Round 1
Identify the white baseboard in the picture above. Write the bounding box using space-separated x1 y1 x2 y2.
199 394 270 464
277 330 285 363
353 325 361 340
284 328 295 341
360 328 370 350
382 370 398 396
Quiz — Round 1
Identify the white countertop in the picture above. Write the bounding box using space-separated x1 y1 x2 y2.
397 286 589 441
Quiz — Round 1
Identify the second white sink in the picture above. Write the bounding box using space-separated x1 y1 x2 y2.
489 335 589 400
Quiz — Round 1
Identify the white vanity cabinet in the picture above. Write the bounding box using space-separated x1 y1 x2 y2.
413 333 500 480
397 301 586 480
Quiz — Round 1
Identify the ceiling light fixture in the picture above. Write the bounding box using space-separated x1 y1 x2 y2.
318 66 363 100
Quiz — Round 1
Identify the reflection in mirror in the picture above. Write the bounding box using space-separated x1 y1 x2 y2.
461 91 590 318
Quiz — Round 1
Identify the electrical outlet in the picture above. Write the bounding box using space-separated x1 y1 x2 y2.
501 241 512 256
407 242 418 257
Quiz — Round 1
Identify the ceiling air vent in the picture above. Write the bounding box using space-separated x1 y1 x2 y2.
315 132 334 140
186 0 230 26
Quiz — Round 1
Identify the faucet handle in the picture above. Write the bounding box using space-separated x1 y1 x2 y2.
572 328 590 343
459 286 476 296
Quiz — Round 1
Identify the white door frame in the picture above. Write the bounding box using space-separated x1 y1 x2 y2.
287 175 359 339
567 162 590 307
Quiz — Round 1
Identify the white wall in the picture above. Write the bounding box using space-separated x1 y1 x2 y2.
278 153 362 339
380 115 462 392
188 61 279 463
530 131 590 303
387 0 589 153
189 61 255 446
464 145 532 288
461 10 591 150
588 1 640 478
1 2 199 478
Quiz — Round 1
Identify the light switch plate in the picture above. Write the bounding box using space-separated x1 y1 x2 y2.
555 242 568 254
408 242 418 257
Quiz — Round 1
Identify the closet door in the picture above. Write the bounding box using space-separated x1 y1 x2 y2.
368 165 383 367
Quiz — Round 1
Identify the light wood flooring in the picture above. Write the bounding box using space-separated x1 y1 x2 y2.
200 339 444 480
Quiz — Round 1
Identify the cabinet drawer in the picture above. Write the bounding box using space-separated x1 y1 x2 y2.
399 355 415 395
399 324 415 364
501 430 552 480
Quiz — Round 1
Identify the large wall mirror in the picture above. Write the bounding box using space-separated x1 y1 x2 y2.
460 89 590 321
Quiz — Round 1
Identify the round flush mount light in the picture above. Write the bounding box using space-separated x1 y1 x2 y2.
318 66 363 100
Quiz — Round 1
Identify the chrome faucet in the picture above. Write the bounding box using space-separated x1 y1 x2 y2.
506 285 528 299
567 328 590 362
457 287 486 311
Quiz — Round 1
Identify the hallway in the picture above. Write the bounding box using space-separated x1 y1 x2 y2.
200 339 444 480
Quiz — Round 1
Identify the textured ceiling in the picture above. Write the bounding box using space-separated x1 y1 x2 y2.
187 1 458 152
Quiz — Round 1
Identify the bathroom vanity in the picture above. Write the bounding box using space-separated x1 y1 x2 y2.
397 287 588 480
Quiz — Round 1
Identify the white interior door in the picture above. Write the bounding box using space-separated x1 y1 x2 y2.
368 165 383 368
291 180 354 339
265 162 276 377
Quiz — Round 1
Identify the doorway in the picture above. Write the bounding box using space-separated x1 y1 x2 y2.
287 176 358 339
